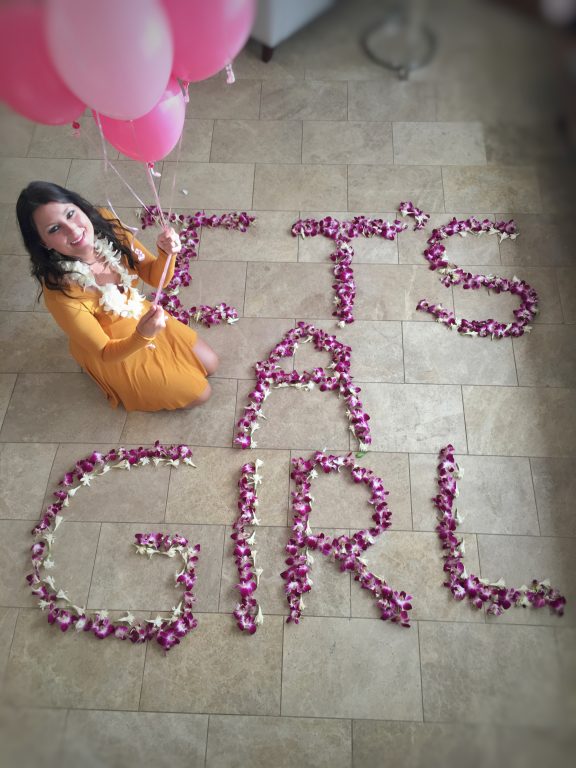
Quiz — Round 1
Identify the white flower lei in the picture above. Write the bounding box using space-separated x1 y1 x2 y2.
60 236 145 320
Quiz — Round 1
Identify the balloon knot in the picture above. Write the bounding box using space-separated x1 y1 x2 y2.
148 162 162 178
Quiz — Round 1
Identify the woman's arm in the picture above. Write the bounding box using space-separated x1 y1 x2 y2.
99 208 177 288
45 292 154 363
129 232 177 288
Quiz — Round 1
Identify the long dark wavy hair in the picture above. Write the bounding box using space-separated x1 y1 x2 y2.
16 181 136 294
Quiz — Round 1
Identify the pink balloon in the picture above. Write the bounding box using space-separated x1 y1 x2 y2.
95 78 185 163
0 2 85 125
46 0 174 120
163 0 256 82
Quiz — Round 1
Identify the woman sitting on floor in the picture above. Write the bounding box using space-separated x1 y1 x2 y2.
16 181 218 411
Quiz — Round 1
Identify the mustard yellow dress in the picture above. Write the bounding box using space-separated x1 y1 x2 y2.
43 221 208 411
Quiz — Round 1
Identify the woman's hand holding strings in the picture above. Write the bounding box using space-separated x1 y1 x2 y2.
156 227 181 257
137 305 166 338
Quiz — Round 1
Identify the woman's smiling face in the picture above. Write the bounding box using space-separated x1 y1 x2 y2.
33 201 95 260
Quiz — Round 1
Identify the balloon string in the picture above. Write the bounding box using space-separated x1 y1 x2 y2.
167 111 185 220
93 111 145 232
93 114 175 306
124 108 166 226
226 63 235 84
152 247 173 307
144 162 172 307
124 116 165 231
94 110 107 166
94 110 123 216
145 161 167 230
106 161 150 213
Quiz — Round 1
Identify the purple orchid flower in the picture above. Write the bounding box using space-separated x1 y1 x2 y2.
432 445 566 617
283 451 412 627
417 216 537 339
29 444 201 652
142 206 254 328
235 323 373 453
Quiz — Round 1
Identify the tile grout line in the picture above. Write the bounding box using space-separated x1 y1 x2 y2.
296 216 302 263
416 620 426 723
407 452 414 531
258 80 263 120
23 701 447 721
286 440 293 526
49 707 71 764
496 215 504 266
39 442 61 518
231 378 240 449
349 718 354 768
510 337 520 388
553 266 568 324
400 321 406 384
4 604 566 624
527 458 542 537
23 125 35 158
474 532 488 624
348 528 352 618
20 688 576 722
241 257 249 318
459 385 470 456
163 466 171 524
216 522 228 613
204 714 211 767
250 162 256 211
64 158 72 189
207 118 215 165
2 438 575 460
137 638 150 711
117 404 129 446
10 701 411 723
1 606 19 691
0 373 17 435
14 600 556 619
440 166 446 214
85 522 103 612
279 612 285 716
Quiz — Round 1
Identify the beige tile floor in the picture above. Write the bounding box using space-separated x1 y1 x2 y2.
1 0 575 765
